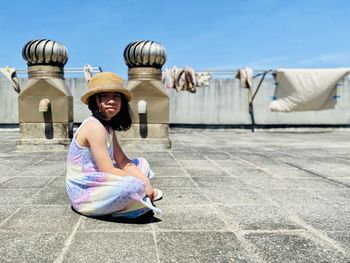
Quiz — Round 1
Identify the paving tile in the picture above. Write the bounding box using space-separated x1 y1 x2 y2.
202 188 271 206
178 160 214 168
0 157 11 163
148 159 180 167
331 177 350 185
286 178 349 190
64 232 157 263
0 232 68 263
47 176 66 188
204 152 232 160
217 205 302 230
151 177 198 188
7 157 47 169
225 168 271 178
151 167 188 177
308 166 350 178
0 176 11 183
0 205 19 223
0 188 38 204
122 151 143 157
190 146 219 153
30 187 70 205
211 159 256 169
238 155 291 168
1 206 80 232
264 168 316 178
310 189 350 206
19 165 65 177
0 176 52 188
140 152 173 159
192 176 249 189
259 189 335 208
78 215 154 232
147 155 177 162
38 159 67 166
46 153 68 162
0 166 24 177
157 231 255 263
185 167 231 177
157 188 210 205
291 205 350 232
168 144 189 150
154 205 227 231
238 175 301 190
245 232 348 263
326 232 350 254
171 151 205 160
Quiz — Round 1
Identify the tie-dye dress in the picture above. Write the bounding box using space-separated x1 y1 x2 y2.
66 116 160 218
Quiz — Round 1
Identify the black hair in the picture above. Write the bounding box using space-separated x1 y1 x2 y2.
88 93 133 131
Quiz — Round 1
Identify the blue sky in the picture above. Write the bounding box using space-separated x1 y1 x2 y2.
0 0 349 78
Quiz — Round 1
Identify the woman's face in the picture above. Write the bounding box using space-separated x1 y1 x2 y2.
96 92 122 120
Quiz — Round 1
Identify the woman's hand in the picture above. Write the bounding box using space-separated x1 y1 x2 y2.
119 160 155 200
145 181 155 200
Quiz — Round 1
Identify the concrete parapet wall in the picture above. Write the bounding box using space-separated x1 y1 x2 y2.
168 79 251 125
1 76 350 125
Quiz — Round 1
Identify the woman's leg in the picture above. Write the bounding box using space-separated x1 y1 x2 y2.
131 157 155 179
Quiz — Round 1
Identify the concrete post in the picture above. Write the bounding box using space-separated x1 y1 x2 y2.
17 39 73 151
119 40 171 149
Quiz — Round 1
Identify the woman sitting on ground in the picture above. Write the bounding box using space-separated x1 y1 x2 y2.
66 72 162 218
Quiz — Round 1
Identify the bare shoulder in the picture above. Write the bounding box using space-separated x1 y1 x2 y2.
76 119 105 147
84 119 105 132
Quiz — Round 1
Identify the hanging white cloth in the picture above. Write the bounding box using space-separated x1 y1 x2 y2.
83 64 93 82
235 67 253 89
162 66 211 92
195 71 211 87
0 66 21 93
269 68 350 112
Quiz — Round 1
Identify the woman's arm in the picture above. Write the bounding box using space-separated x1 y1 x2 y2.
83 122 154 198
112 131 155 199
112 130 131 168
83 121 130 177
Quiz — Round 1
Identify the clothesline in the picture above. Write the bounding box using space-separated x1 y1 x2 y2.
5 68 270 77
3 67 350 78
196 69 271 75
2 67 103 75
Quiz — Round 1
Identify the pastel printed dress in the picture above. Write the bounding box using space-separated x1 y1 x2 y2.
66 117 160 218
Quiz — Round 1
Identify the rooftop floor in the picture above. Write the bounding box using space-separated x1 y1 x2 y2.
0 128 349 262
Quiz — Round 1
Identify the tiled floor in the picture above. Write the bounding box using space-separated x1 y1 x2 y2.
0 129 349 262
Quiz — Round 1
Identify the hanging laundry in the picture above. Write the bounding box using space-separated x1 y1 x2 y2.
0 66 21 93
83 64 93 82
270 68 350 112
188 67 197 87
163 68 174 90
195 71 211 87
176 67 196 92
162 66 211 93
235 67 253 89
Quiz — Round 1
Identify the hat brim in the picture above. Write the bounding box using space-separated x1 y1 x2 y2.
81 85 133 104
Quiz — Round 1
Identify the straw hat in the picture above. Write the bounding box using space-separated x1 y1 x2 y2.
81 72 133 104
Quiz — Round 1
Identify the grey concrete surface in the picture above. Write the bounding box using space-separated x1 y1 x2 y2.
0 128 350 262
